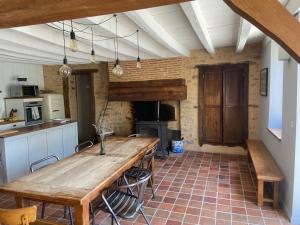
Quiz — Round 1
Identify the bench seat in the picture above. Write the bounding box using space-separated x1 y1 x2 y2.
247 140 283 208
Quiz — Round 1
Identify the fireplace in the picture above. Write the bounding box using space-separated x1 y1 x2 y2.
136 121 168 158
133 101 176 159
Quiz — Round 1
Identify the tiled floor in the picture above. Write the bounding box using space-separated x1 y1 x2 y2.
0 151 291 225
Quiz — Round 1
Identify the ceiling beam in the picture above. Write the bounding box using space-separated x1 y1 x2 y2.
52 21 138 60
0 41 85 64
0 29 106 63
125 10 190 56
180 1 215 55
224 0 300 63
236 18 252 53
12 25 136 60
0 55 57 65
82 16 166 58
0 0 189 29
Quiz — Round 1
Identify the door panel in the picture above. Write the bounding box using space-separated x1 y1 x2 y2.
203 107 222 143
203 68 222 143
223 67 246 144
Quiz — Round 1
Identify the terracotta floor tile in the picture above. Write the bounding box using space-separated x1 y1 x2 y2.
0 151 289 225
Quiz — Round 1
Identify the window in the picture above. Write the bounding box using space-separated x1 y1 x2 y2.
268 41 283 140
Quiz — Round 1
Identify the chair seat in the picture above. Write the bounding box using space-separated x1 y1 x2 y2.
101 190 142 219
124 167 151 180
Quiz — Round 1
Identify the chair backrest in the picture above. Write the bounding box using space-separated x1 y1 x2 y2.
139 145 157 170
74 140 94 153
30 155 60 173
0 206 37 225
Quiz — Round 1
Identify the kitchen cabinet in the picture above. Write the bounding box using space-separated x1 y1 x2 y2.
0 122 78 184
0 121 25 131
28 132 48 169
63 123 78 157
1 136 29 183
47 128 64 161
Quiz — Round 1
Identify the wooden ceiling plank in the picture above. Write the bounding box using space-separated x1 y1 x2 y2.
125 10 190 56
236 18 252 53
180 1 215 54
224 0 300 63
0 0 189 29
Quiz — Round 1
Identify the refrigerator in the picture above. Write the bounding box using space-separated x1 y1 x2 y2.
41 94 65 121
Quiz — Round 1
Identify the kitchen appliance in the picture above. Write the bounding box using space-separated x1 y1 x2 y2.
5 98 44 126
10 85 39 97
41 94 65 121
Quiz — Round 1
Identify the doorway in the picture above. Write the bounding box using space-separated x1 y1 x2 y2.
75 74 96 143
199 63 248 146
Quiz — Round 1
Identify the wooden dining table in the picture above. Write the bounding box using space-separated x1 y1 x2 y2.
0 136 159 225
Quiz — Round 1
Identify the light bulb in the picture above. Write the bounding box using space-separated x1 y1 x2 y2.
69 30 78 52
59 57 72 78
112 59 124 76
136 57 141 69
90 50 96 63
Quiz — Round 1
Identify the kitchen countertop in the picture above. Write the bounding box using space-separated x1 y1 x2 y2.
0 120 25 125
0 120 76 138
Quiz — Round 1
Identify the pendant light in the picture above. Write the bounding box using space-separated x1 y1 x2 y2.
90 27 96 63
112 15 124 76
69 20 78 52
59 21 72 78
136 30 142 69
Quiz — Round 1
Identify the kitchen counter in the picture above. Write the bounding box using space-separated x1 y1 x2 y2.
0 120 76 138
0 120 24 126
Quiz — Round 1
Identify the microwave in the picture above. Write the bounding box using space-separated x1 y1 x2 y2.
10 85 39 97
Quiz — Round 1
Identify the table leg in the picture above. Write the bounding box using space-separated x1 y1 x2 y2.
257 179 264 207
273 182 279 208
149 156 155 187
74 201 89 225
15 196 25 208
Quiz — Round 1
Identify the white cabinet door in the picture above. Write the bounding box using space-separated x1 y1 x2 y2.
28 132 48 170
62 123 78 158
4 137 29 183
47 128 64 161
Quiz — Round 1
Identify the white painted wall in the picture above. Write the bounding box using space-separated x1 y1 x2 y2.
0 61 44 118
260 39 300 224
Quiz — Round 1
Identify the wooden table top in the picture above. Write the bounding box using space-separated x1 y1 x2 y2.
0 136 159 205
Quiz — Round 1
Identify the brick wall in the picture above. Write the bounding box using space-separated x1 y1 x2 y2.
43 43 261 150
43 63 133 136
108 43 261 150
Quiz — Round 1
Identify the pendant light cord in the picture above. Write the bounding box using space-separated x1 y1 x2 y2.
137 29 140 58
91 26 94 51
115 15 119 60
62 21 66 58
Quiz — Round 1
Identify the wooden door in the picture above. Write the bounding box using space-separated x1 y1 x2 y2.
202 67 223 143
200 64 248 146
223 66 247 144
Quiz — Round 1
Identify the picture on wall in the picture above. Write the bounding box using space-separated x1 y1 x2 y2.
260 68 268 96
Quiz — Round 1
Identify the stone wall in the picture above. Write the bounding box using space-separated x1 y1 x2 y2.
108 43 261 150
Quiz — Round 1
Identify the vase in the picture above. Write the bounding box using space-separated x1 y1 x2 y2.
99 136 105 155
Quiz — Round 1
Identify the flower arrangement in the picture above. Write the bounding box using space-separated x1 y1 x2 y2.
93 100 114 155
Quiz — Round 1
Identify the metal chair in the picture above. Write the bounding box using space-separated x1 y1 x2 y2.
74 140 94 153
124 145 157 199
99 170 152 225
30 155 74 225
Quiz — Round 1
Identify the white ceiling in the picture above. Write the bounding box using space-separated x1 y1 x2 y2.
0 0 296 65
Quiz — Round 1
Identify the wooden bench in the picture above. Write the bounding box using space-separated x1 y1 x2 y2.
246 140 283 208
